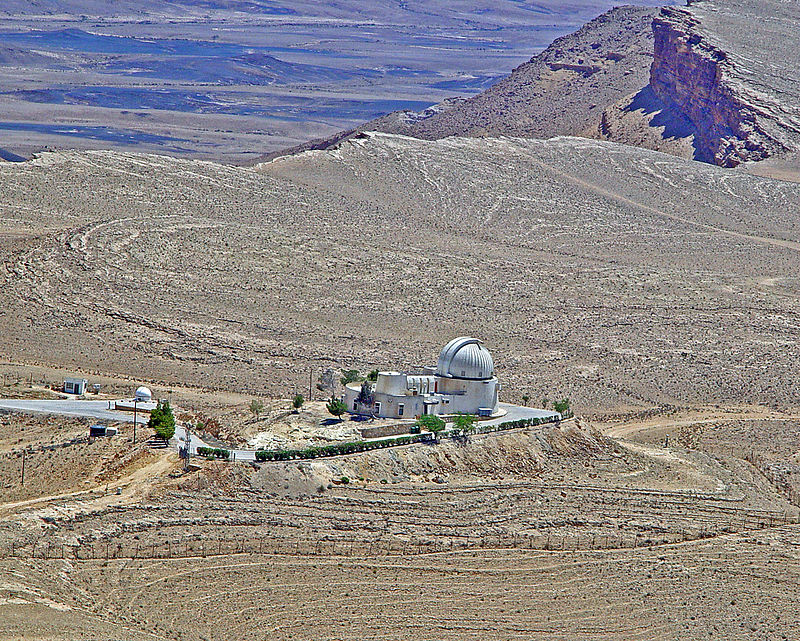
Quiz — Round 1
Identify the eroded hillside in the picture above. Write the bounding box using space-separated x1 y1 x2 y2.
649 0 800 168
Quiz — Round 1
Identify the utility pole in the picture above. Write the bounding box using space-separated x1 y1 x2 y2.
21 449 25 486
308 369 313 401
183 423 192 471
133 398 138 445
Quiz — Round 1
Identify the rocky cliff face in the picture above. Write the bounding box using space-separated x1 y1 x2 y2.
649 2 799 168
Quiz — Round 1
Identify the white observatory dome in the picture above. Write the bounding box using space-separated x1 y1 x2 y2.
134 386 153 402
436 337 494 380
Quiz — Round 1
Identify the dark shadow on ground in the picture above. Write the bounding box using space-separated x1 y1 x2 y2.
624 85 707 162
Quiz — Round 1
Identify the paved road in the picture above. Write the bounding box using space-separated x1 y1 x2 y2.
0 398 251 459
485 403 561 426
0 399 148 424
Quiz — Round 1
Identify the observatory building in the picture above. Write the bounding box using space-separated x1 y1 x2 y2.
343 337 501 419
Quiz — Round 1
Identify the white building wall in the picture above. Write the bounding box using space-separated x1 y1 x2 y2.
344 374 499 419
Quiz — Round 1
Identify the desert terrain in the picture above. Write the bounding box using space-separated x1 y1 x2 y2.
1 129 800 637
1 0 800 638
303 0 800 180
1 398 798 640
0 0 669 162
4 134 800 412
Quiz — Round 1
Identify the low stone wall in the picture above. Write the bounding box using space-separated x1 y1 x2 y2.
358 422 414 439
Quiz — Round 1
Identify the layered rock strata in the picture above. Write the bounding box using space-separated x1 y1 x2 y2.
649 1 800 167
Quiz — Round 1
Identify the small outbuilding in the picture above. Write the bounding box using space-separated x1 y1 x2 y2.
89 424 118 437
114 385 157 413
64 377 88 395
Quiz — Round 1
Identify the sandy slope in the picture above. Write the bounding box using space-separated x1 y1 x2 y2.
3 135 800 416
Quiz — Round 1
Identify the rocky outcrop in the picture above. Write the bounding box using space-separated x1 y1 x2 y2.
649 3 797 167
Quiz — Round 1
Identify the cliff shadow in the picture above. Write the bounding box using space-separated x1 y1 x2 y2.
624 85 708 162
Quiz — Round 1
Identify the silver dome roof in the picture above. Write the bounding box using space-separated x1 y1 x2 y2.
436 337 494 380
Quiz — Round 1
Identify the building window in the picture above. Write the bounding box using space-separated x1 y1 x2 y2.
375 402 381 415
353 400 358 411
398 404 404 416
461 370 466 377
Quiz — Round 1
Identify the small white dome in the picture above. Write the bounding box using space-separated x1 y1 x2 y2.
436 337 494 380
134 386 152 402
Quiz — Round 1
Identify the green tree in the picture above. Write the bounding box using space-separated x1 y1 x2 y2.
326 398 347 420
521 394 530 406
149 400 176 442
340 369 362 386
416 414 445 439
542 397 550 409
453 412 477 436
366 369 379 382
249 399 264 418
293 394 305 411
553 398 571 417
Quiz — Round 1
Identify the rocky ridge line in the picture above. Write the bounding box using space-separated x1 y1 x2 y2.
649 5 790 167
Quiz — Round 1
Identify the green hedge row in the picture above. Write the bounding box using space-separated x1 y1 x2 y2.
197 446 230 459
255 433 433 461
252 414 562 462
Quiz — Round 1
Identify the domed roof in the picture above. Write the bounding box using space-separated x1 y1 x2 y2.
134 386 152 402
436 337 494 380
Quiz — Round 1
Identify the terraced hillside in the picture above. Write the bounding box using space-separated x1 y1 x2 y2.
1 413 798 640
3 131 800 638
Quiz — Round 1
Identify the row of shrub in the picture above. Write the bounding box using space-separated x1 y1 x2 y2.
196 446 230 460
254 433 433 461
440 413 561 439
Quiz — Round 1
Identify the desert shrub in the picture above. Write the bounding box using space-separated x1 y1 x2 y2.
553 398 572 417
453 412 477 435
340 369 362 386
416 414 445 436
249 399 264 418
